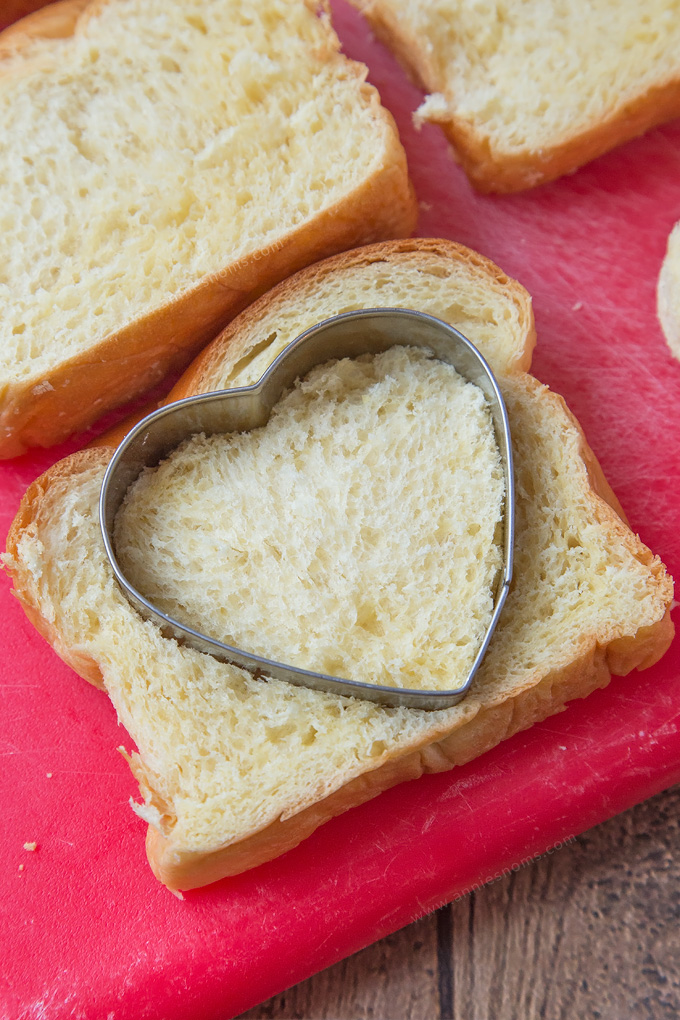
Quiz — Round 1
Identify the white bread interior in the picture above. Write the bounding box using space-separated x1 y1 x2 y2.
4 239 674 891
0 0 415 457
115 346 505 692
658 222 680 361
351 0 680 192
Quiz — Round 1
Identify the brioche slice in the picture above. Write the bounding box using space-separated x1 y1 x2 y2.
658 222 680 360
0 0 415 458
4 239 673 891
351 0 680 192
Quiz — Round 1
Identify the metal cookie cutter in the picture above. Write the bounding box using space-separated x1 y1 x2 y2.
100 308 514 711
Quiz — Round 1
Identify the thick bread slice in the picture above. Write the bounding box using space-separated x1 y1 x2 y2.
351 0 680 193
4 239 674 891
658 222 680 361
0 0 415 458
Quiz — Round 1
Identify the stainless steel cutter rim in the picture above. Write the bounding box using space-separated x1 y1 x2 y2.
100 308 514 711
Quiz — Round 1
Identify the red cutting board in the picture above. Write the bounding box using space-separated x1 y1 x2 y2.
2 4 680 1018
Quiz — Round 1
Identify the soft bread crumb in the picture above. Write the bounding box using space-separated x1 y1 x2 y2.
658 222 680 361
23 842 37 851
13 535 45 583
130 796 165 830
115 347 505 692
413 92 450 129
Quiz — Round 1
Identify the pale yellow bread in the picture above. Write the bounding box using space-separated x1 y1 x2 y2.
114 346 506 693
658 222 680 361
4 239 674 891
351 0 680 193
0 0 415 458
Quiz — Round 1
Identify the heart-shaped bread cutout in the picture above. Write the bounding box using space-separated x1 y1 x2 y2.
101 309 513 709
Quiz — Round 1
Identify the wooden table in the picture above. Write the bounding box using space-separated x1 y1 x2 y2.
241 785 680 1019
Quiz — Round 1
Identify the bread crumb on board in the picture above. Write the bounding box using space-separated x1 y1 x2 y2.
23 841 37 851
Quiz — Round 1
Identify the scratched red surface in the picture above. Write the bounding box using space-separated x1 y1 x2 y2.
2 4 680 1019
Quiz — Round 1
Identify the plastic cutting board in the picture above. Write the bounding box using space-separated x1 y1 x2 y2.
2 3 680 1017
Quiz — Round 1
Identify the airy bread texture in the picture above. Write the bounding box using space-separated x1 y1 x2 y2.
351 0 680 192
4 239 674 891
0 0 415 458
114 347 505 692
658 222 680 360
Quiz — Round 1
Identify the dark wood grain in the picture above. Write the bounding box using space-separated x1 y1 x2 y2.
239 785 680 1019
240 911 439 1020
448 785 680 1020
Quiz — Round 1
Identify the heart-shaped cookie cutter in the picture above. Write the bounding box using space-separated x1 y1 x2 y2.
100 308 514 710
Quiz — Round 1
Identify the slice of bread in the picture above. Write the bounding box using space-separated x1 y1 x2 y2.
658 222 680 360
0 0 415 458
4 239 674 891
351 0 680 192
